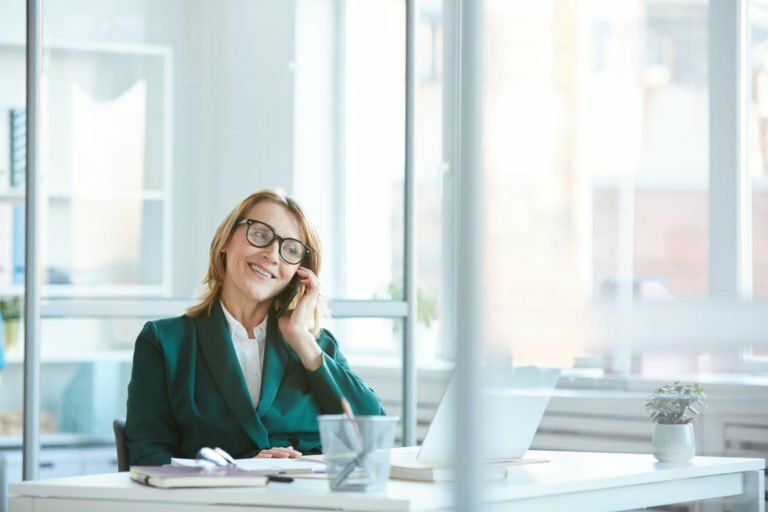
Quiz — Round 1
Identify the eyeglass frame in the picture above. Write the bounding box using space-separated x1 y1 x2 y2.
236 218 311 265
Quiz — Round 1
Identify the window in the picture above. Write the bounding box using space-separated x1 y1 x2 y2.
747 0 768 362
293 0 445 359
473 0 768 375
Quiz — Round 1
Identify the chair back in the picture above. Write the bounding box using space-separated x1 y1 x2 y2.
113 418 129 471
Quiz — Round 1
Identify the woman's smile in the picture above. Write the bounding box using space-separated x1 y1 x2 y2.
248 262 275 279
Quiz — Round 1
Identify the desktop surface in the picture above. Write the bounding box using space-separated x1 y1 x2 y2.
9 450 765 512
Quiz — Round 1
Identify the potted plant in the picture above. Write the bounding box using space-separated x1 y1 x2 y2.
645 381 707 463
0 296 22 351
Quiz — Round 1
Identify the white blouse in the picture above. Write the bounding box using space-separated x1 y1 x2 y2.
220 301 267 408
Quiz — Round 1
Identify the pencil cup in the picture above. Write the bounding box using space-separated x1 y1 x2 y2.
318 414 398 491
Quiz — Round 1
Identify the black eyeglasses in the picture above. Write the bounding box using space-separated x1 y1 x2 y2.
236 219 311 265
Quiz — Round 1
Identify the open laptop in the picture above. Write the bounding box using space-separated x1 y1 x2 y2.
411 366 561 466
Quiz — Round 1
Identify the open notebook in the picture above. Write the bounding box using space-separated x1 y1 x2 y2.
390 366 561 482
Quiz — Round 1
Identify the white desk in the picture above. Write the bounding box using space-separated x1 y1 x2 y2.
8 450 766 512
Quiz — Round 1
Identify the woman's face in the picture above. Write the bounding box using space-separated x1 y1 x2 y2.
221 200 305 308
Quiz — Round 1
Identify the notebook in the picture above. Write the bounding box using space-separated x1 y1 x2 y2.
390 366 560 482
130 465 268 488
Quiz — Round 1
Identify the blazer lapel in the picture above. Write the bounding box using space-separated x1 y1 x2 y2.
255 314 290 417
195 302 270 448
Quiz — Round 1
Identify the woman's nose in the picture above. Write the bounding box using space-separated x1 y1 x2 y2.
262 239 281 261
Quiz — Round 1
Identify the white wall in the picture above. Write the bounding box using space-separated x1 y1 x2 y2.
168 0 298 297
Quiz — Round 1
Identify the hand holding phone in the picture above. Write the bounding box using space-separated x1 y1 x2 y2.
275 268 323 370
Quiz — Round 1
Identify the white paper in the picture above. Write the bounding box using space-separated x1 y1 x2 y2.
171 457 319 474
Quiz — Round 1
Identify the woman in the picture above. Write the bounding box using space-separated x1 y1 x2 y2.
126 189 385 466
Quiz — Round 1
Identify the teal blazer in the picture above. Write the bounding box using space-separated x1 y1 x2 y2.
125 301 385 466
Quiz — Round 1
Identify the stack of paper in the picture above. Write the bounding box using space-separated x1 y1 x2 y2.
171 457 320 475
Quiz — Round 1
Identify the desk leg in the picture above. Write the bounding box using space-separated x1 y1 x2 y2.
730 469 765 512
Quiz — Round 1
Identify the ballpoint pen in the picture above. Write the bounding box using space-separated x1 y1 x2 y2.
341 398 364 451
265 475 294 483
196 446 232 467
214 447 237 466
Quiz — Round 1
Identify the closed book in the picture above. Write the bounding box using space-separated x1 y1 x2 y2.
10 108 25 188
0 204 12 285
11 205 23 284
388 447 547 482
388 458 507 482
130 465 268 488
388 458 460 482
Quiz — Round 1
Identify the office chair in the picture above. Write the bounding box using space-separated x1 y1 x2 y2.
112 418 129 472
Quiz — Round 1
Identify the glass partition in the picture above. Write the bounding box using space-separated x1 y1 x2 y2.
0 0 415 457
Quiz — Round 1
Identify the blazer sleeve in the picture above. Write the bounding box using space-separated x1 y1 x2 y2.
125 321 179 466
305 329 385 416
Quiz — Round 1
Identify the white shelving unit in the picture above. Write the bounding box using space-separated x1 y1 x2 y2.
0 38 174 300
0 40 174 476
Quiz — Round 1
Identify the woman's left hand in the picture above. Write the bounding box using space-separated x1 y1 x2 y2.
278 267 323 370
254 446 303 459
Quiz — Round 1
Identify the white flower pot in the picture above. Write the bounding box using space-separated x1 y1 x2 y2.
652 423 696 463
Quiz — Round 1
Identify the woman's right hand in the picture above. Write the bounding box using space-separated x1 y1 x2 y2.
278 267 323 370
254 446 302 459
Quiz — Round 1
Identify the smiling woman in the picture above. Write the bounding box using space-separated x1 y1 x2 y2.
125 189 386 466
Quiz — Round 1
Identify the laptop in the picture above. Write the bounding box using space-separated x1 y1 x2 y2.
401 366 561 471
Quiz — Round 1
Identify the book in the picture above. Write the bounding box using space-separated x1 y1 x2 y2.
0 204 12 285
11 205 23 284
130 465 268 488
388 447 548 482
9 108 25 189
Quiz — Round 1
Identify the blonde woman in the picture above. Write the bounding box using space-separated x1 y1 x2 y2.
126 190 384 466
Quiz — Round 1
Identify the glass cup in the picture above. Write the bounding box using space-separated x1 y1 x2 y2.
318 414 399 491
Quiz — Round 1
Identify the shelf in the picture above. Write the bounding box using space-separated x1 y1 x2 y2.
44 284 169 297
0 285 23 296
0 284 168 298
0 190 24 203
3 350 134 364
0 190 166 202
47 190 166 201
0 432 114 449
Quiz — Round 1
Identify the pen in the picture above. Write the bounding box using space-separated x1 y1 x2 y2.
333 397 366 488
213 447 237 466
267 475 294 483
196 447 231 467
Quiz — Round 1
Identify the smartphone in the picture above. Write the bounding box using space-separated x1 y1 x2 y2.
273 275 301 318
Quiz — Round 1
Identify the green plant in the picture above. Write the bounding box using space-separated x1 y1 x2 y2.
0 297 22 321
645 381 707 424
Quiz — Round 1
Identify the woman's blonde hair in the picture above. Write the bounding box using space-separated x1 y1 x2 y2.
187 189 325 335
